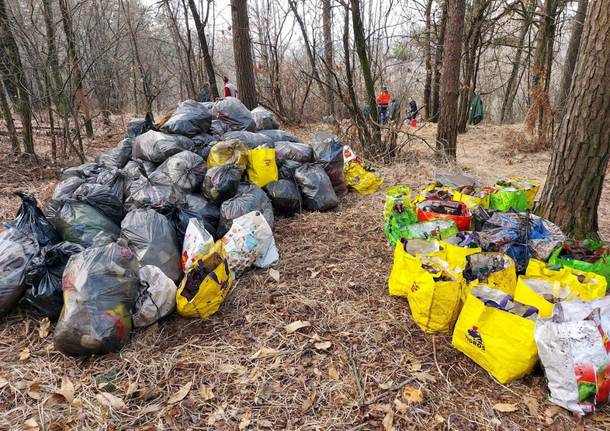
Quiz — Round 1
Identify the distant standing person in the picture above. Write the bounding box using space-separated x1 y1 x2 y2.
223 76 238 98
408 97 418 120
376 86 392 125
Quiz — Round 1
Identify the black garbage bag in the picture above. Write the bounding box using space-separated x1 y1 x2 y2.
221 130 273 149
202 165 242 204
123 160 157 180
155 150 205 194
96 167 127 203
275 141 314 163
210 119 230 136
265 180 302 215
218 184 274 237
294 163 339 211
279 160 303 180
192 132 217 149
53 241 140 356
312 132 348 197
258 129 300 143
186 194 221 232
127 113 155 138
132 130 194 163
61 162 104 181
73 183 124 224
52 200 121 247
23 242 84 320
52 177 86 202
160 99 213 136
0 228 39 317
125 171 185 211
97 138 133 169
251 106 279 131
162 204 218 243
12 192 61 247
121 209 181 281
212 97 256 131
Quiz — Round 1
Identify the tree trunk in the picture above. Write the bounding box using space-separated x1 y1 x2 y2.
500 0 535 123
0 78 20 154
58 0 94 139
423 0 433 119
351 0 380 148
230 0 257 109
0 0 34 155
537 0 610 238
188 0 219 99
556 0 588 117
431 0 447 123
322 0 335 117
436 0 465 160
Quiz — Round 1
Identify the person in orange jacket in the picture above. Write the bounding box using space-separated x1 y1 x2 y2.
376 86 392 124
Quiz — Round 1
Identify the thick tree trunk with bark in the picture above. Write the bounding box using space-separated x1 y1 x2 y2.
0 0 34 154
431 0 447 123
537 0 610 238
436 0 465 159
188 0 219 100
423 0 433 119
557 0 588 117
230 0 257 109
322 0 335 117
500 0 534 123
58 0 94 139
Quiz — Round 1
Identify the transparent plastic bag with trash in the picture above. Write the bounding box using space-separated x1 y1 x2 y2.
121 209 181 282
535 297 610 415
207 140 249 171
133 265 177 328
221 131 273 149
125 171 185 211
51 200 121 247
73 183 124 224
218 184 274 237
275 141 314 164
160 99 213 136
221 211 279 274
182 218 215 272
212 97 256 131
0 228 39 317
53 241 140 356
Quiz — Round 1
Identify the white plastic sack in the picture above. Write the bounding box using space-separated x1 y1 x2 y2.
133 265 177 328
221 211 279 274
535 297 610 415
182 218 215 272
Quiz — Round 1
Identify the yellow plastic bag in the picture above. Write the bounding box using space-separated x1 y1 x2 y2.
496 177 540 209
452 285 539 384
388 239 479 298
526 259 608 296
207 140 248 171
465 253 517 295
384 185 411 220
407 265 464 334
514 274 606 318
176 241 233 318
453 190 490 209
246 148 278 188
343 161 383 195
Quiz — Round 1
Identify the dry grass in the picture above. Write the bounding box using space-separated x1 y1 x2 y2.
0 121 609 430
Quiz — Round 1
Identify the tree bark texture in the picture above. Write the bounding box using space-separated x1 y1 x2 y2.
322 0 335 117
436 0 465 160
537 0 610 238
0 78 20 154
557 0 588 116
230 0 257 109
423 0 433 119
431 0 447 123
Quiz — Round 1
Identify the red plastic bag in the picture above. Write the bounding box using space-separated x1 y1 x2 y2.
417 200 472 231
410 119 417 127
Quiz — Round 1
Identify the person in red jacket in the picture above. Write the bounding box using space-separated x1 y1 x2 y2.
376 86 392 124
223 76 238 98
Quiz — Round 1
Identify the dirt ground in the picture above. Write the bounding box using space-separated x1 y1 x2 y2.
0 121 609 430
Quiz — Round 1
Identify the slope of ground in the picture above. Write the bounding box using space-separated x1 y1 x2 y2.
0 122 608 430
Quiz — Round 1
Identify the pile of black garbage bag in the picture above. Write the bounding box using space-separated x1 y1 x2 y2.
0 97 351 356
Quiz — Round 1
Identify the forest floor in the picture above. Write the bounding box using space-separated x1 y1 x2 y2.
0 120 609 430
